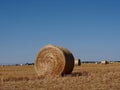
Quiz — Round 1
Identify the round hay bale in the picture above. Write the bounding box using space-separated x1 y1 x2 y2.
34 44 74 77
101 60 109 64
75 59 81 66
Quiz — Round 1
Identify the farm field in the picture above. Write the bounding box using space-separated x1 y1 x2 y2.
0 63 120 90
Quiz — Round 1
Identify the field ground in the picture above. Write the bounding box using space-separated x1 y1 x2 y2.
0 63 120 90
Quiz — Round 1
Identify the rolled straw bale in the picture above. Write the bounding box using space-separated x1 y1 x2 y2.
34 44 74 77
101 60 109 64
75 59 81 66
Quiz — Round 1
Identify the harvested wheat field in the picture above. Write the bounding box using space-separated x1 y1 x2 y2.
0 63 120 90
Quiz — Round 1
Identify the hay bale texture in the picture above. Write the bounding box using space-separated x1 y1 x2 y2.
34 44 74 77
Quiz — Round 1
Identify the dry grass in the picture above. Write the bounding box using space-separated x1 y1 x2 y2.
0 63 120 90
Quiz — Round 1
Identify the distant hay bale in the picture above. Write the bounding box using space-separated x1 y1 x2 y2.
75 59 81 66
95 62 99 64
34 44 74 77
101 60 109 64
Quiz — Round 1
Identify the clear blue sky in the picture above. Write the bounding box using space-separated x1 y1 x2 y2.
0 0 120 64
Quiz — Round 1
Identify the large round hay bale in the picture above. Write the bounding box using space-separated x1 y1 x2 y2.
34 44 74 77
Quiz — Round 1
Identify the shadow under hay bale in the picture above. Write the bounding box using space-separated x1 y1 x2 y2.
61 72 82 77
62 71 89 77
71 72 82 77
34 44 75 77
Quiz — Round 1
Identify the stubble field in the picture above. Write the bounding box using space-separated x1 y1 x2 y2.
0 63 120 90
